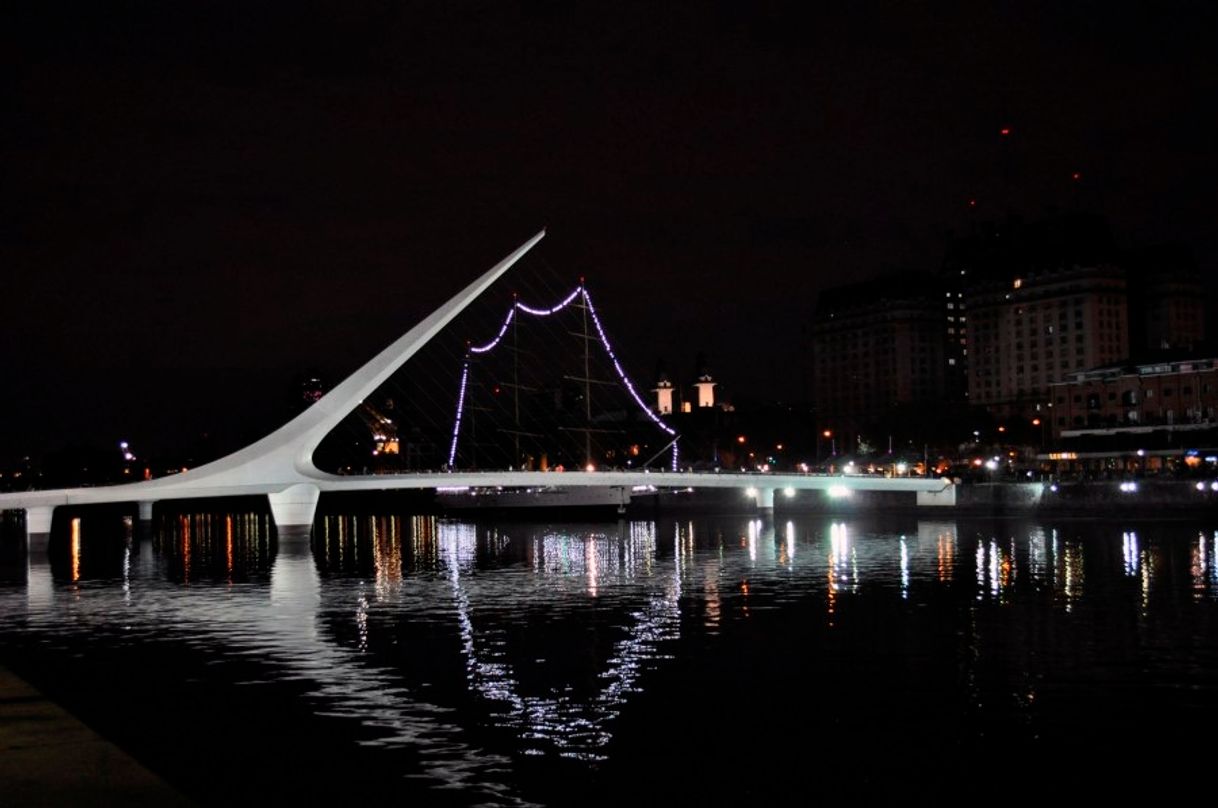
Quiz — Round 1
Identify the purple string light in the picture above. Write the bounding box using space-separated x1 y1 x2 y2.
516 287 582 316
580 287 680 470
448 285 679 470
469 308 515 354
447 361 470 467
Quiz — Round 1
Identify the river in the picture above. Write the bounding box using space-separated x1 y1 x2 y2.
2 510 1216 804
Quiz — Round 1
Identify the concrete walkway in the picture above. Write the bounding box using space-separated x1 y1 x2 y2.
0 665 190 806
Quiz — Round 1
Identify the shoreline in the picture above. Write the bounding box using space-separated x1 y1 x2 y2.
0 664 190 807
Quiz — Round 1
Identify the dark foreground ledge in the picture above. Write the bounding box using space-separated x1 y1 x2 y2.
0 665 190 807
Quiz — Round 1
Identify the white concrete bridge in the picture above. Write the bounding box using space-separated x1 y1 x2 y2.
2 229 955 550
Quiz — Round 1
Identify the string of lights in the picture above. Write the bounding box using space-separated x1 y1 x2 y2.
580 287 679 469
447 361 471 468
516 287 583 317
446 284 678 470
469 308 514 354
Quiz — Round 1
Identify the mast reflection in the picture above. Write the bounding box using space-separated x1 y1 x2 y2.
440 519 680 760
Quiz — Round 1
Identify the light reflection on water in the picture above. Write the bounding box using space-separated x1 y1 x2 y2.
2 512 1218 803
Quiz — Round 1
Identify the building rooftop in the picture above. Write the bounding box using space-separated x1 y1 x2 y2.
814 271 942 317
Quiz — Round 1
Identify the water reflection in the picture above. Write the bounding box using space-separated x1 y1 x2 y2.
40 511 134 583
439 520 680 760
3 511 1218 804
155 512 274 583
1192 531 1218 596
1028 527 1048 584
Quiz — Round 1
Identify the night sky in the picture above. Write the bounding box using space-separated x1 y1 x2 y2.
3 1 1215 464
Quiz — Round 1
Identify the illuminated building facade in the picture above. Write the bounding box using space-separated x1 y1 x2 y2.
694 373 716 408
1049 356 1218 438
653 376 674 415
967 263 1129 417
956 214 1129 419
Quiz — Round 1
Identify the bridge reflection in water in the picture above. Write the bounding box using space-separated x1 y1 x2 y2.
4 511 1218 804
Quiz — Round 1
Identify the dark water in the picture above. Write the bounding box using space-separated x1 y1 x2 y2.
2 511 1218 804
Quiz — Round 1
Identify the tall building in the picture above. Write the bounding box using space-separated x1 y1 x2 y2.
694 372 716 408
940 220 1022 402
653 376 674 415
811 273 945 447
1127 245 1206 353
962 214 1128 418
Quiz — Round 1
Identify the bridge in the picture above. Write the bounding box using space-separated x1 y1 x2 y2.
1 229 955 550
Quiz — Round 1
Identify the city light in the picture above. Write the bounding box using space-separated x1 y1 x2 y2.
827 485 851 499
1119 481 1138 493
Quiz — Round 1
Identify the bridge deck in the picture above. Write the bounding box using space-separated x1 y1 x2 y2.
0 471 950 511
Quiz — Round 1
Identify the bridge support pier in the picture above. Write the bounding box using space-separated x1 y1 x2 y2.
613 486 631 515
25 506 54 555
753 487 775 514
268 484 320 542
916 486 957 507
137 501 155 540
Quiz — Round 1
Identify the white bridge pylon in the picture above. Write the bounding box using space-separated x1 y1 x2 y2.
1 230 550 540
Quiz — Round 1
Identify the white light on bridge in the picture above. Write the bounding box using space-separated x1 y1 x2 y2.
827 485 851 499
745 487 758 499
783 487 796 498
